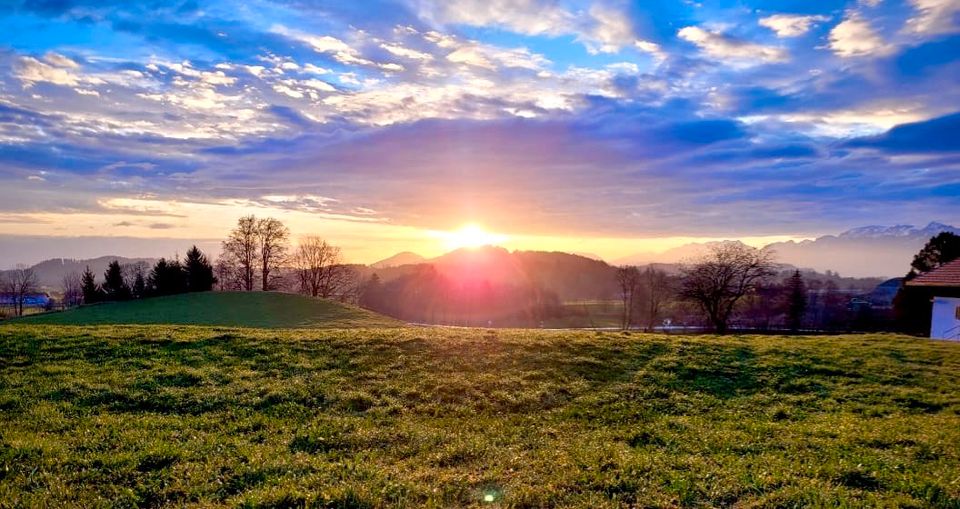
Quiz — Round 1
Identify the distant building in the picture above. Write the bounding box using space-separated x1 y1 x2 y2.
0 292 52 308
865 278 902 309
905 259 960 340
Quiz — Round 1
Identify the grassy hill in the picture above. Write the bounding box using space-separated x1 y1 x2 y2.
0 325 957 507
12 291 402 328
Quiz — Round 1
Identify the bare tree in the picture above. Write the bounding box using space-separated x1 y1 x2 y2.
214 256 240 291
222 215 259 291
637 266 671 332
337 267 363 304
680 243 776 334
615 265 641 330
257 217 289 291
4 264 39 317
61 272 84 309
292 236 354 298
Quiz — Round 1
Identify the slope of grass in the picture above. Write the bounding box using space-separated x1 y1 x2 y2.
0 326 958 507
11 291 402 328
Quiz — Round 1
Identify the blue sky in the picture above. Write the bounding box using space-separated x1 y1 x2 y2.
0 0 958 264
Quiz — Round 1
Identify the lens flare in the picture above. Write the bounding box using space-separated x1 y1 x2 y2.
434 223 508 251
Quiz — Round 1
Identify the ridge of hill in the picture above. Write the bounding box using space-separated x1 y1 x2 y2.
11 291 402 328
370 251 426 269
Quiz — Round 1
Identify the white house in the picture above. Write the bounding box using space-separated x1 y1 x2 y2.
906 258 960 341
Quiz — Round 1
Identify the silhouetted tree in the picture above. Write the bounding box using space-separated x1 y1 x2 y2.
148 258 187 296
102 260 131 301
360 273 383 310
786 270 807 333
257 217 289 291
637 266 671 332
184 246 216 292
214 256 240 291
81 266 102 304
61 272 83 308
222 215 260 291
3 264 38 316
123 261 149 299
293 236 344 297
615 265 640 329
680 244 776 334
910 232 960 275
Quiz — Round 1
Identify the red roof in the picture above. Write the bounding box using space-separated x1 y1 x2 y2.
906 258 960 287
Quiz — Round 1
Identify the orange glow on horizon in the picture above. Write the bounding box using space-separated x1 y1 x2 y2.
432 223 509 251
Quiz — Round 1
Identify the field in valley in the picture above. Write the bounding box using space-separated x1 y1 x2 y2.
0 324 958 507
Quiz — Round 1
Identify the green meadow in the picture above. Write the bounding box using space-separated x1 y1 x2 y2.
13 292 402 329
0 325 958 508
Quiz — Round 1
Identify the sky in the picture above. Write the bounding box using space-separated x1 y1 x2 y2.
0 0 958 267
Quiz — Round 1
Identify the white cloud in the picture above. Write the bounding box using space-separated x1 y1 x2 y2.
777 103 930 136
828 14 893 58
43 52 79 68
272 25 376 66
904 0 960 35
410 0 643 54
245 65 266 77
635 40 667 63
380 43 434 61
678 26 788 65
759 14 830 37
15 56 104 87
303 63 331 75
583 3 636 54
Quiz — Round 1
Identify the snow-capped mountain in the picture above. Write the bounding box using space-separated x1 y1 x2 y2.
618 222 959 278
838 222 960 239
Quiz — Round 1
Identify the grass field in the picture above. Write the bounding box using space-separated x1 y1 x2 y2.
0 325 958 507
11 292 402 329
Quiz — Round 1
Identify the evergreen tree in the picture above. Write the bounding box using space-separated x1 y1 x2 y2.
102 260 131 301
80 266 102 304
360 273 383 310
147 258 188 296
910 232 960 275
786 270 807 333
184 246 216 292
132 272 146 299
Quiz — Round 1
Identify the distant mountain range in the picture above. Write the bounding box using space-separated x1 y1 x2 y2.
12 222 953 294
617 222 959 278
2 256 156 290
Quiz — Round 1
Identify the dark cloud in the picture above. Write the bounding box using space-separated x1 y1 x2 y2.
845 112 960 152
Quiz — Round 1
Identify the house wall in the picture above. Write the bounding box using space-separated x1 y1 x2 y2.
931 296 960 340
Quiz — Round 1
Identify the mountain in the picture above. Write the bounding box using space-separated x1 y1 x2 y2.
766 222 960 278
2 256 156 291
837 222 959 239
370 251 426 269
615 240 750 266
617 222 959 278
361 246 619 301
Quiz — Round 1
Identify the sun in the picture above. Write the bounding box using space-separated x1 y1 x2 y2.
438 223 508 250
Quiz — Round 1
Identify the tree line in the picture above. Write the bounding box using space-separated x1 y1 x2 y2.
72 246 216 305
614 244 810 334
6 213 955 334
214 215 359 301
